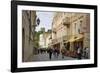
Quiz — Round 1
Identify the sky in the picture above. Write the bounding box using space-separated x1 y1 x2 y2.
36 11 54 32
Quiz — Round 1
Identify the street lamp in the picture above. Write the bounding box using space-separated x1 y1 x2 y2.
32 17 40 39
37 18 40 26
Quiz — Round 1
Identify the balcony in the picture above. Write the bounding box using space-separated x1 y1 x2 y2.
52 37 62 45
63 17 70 28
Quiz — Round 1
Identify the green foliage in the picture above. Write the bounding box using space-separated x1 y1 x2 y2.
33 30 43 48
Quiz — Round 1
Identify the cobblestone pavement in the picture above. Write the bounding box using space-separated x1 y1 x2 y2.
28 52 78 62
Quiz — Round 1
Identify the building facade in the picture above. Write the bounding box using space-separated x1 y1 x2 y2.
22 10 36 62
39 34 46 48
39 30 52 49
45 32 52 48
52 12 72 51
51 12 90 58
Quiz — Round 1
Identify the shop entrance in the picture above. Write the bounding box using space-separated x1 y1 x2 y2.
53 43 60 50
73 40 83 51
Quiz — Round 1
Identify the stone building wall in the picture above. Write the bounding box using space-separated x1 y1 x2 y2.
22 10 36 62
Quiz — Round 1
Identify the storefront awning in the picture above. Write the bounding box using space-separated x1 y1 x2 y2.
69 34 83 42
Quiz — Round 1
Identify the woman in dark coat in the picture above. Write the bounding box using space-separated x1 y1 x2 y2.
48 48 53 60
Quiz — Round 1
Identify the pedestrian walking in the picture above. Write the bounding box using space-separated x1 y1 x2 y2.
53 48 56 57
55 48 60 58
83 47 87 58
61 48 66 59
86 47 89 59
48 48 53 60
53 47 57 58
77 47 82 59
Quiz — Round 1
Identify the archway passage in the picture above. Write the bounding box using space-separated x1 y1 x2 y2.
22 28 25 62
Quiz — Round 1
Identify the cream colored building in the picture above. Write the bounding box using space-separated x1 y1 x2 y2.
52 12 90 55
39 31 52 48
39 34 46 48
46 33 52 48
52 12 72 51
22 10 36 62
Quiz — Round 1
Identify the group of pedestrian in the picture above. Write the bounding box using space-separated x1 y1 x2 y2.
53 47 60 58
76 46 89 59
47 47 60 60
44 46 89 60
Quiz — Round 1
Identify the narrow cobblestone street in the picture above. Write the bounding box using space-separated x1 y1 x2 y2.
28 52 77 62
22 11 90 62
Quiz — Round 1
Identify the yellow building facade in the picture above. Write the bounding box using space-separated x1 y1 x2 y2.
52 12 90 56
